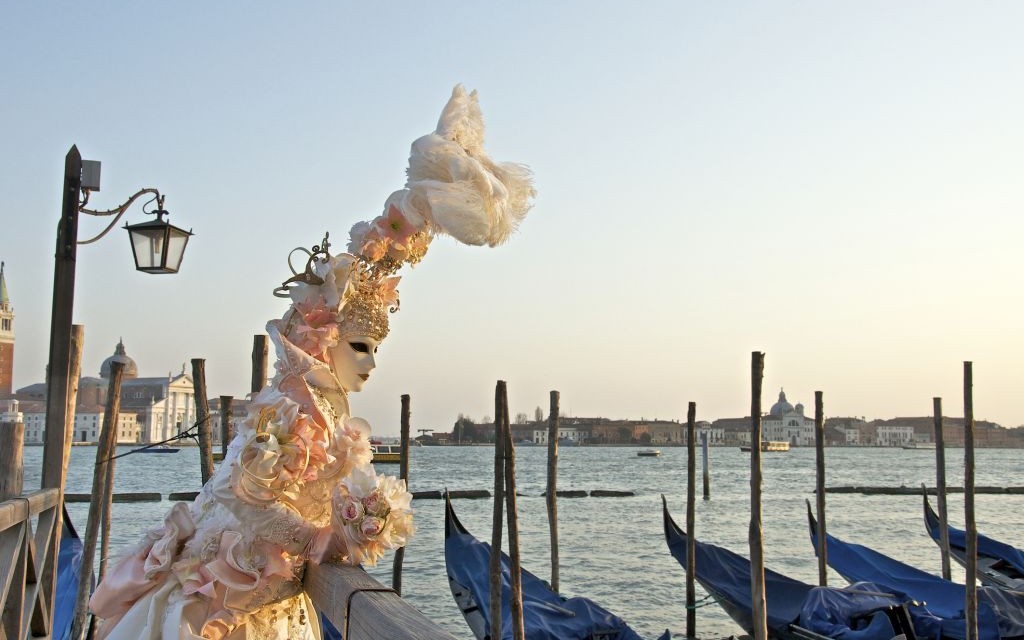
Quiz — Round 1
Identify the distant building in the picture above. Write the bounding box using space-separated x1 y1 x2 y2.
876 424 914 447
15 339 206 444
762 389 815 446
0 262 14 398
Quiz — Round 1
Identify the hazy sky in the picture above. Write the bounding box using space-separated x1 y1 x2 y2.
3 2 1022 436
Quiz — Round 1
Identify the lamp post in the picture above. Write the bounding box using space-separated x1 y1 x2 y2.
43 145 193 486
40 145 192 636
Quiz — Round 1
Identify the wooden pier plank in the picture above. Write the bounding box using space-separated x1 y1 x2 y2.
304 562 457 640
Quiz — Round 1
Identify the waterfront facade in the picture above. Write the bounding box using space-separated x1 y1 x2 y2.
761 389 816 446
0 263 14 398
11 339 246 445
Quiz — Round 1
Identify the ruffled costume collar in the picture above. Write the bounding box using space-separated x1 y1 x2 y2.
266 320 350 423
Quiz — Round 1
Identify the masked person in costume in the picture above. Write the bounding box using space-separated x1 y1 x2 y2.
89 85 535 640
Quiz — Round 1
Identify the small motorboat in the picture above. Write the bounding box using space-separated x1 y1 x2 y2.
637 449 662 457
923 492 1024 591
132 444 180 453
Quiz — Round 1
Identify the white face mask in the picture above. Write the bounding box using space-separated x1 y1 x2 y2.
327 335 380 393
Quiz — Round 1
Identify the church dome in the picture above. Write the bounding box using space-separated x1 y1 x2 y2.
769 389 794 416
100 338 138 379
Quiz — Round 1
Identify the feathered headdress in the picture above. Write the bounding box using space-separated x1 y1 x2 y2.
274 85 535 360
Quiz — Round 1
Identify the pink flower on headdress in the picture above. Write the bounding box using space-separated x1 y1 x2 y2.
378 276 400 309
290 296 341 360
378 204 417 245
361 237 389 262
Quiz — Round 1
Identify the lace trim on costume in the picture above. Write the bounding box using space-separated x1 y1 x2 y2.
248 594 312 640
260 512 315 552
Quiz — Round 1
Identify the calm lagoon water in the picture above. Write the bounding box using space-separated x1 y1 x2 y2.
23 444 1024 640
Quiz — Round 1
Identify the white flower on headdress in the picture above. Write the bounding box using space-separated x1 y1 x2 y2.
318 255 356 311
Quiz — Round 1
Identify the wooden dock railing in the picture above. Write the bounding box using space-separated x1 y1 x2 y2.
0 488 61 640
304 562 457 640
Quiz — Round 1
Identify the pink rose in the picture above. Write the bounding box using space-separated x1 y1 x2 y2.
362 490 390 517
360 516 384 538
339 497 364 523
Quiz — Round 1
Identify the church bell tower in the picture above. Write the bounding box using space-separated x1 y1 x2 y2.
0 262 14 397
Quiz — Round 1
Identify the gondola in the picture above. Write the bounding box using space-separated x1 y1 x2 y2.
663 496 934 640
806 504 1024 640
445 494 669 640
923 493 1024 591
55 506 85 640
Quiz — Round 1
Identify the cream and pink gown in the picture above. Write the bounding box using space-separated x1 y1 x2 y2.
90 323 380 640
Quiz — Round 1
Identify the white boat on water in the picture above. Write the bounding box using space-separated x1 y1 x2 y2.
637 449 662 457
371 443 402 463
902 442 937 450
740 440 790 452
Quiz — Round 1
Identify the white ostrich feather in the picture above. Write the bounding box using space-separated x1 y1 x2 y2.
405 84 535 247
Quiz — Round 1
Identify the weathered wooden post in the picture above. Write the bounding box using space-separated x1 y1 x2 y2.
501 384 525 640
0 420 25 637
490 381 506 640
99 437 117 583
0 421 24 501
392 394 411 595
749 351 768 640
40 150 86 635
71 361 123 640
933 397 951 580
191 358 214 485
963 362 978 640
814 390 827 586
251 334 269 395
59 325 86 485
701 431 711 501
685 402 697 639
546 390 560 592
40 322 84 632
219 395 234 458
98 361 125 589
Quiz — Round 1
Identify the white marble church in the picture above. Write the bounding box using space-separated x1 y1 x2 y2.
762 389 816 446
14 340 199 444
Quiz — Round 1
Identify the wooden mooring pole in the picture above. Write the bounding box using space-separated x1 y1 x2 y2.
60 325 86 485
219 395 234 458
685 402 697 639
814 390 827 586
251 334 268 395
546 390 560 592
40 322 84 634
490 381 506 640
701 431 710 501
501 384 525 640
749 351 768 640
0 421 24 501
191 358 214 485
391 394 411 595
963 362 978 640
71 361 123 640
933 397 951 580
